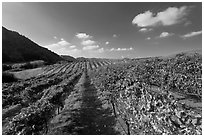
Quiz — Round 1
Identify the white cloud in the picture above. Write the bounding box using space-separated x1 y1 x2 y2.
159 32 174 38
98 48 104 53
139 28 147 32
110 48 115 51
59 48 79 54
46 39 70 49
76 32 98 47
113 34 118 38
44 40 81 56
132 6 190 27
76 33 92 39
110 47 133 51
139 28 153 32
57 48 81 56
69 45 76 48
58 40 70 46
105 41 109 45
83 45 99 50
53 36 57 39
181 30 202 39
81 39 95 46
146 37 151 40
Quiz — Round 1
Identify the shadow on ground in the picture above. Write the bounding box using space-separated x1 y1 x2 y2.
54 74 120 135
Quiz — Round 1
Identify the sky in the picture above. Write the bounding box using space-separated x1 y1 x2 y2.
2 2 202 59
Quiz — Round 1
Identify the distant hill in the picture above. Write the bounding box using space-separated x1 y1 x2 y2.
162 49 202 60
131 49 202 61
2 27 63 64
186 49 202 55
61 55 76 62
76 57 111 62
76 57 89 62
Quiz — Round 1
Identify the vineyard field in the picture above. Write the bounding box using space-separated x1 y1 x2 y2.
2 53 202 135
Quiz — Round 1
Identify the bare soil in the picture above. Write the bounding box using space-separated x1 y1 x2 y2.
47 72 122 135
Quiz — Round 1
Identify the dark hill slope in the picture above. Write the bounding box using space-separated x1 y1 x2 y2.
2 27 63 64
61 55 76 62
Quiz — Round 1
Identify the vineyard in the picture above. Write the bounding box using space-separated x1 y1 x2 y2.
2 53 202 135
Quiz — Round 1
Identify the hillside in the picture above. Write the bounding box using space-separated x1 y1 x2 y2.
61 55 76 62
2 27 63 64
164 49 202 59
76 57 88 62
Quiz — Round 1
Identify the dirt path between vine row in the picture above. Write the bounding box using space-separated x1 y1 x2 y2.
47 72 121 135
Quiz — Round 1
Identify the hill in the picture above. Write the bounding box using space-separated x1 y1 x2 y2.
61 55 76 62
76 57 89 62
2 27 63 64
163 49 202 59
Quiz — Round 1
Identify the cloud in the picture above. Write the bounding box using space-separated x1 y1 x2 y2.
98 48 104 53
58 39 71 46
76 33 92 39
139 28 153 32
83 45 99 50
159 32 174 38
113 34 118 38
76 32 98 48
146 37 151 40
110 48 115 51
81 39 95 46
181 30 202 39
53 36 57 39
110 47 133 51
69 45 76 48
57 48 81 56
132 6 190 27
46 39 70 49
44 39 80 56
105 41 109 45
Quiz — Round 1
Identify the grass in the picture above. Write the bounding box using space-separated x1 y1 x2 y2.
11 67 44 80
